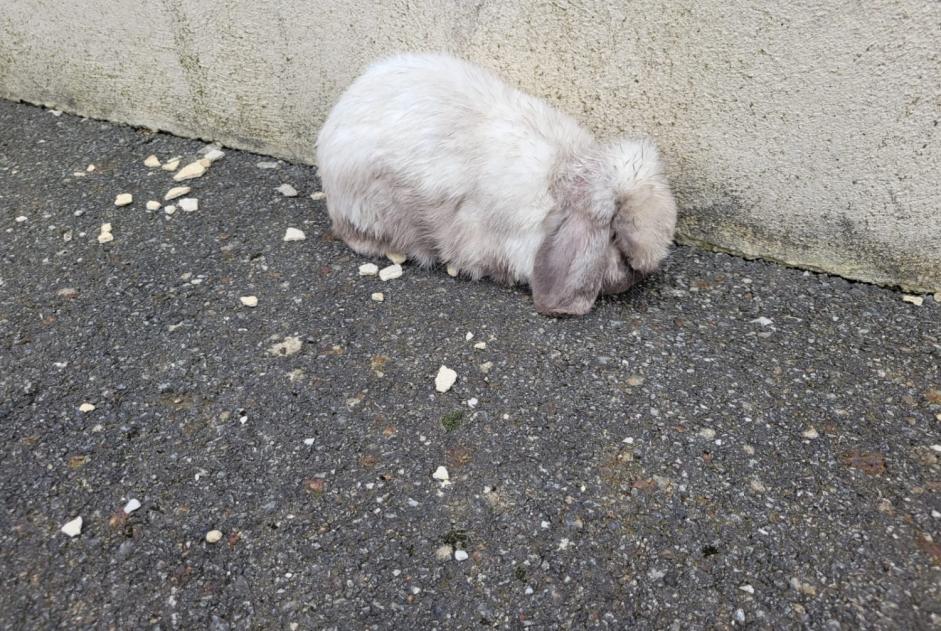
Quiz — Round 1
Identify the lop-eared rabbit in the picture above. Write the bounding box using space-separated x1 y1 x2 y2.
316 52 677 316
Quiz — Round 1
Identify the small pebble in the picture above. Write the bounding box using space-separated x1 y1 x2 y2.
750 479 767 493
473 341 487 350
162 158 181 171
902 294 924 306
205 530 223 544
257 161 279 169
734 609 745 623
268 336 303 356
178 198 198 212
465 332 474 341
432 466 450 482
173 161 206 181
435 544 453 561
931 444 941 453
203 148 225 162
435 366 457 392
379 264 403 281
454 550 469 562
86 164 96 172
446 264 459 277
240 296 258 307
358 263 379 276
698 428 716 440
626 375 644 386
143 155 161 167
479 361 493 374
164 186 190 200
97 224 113 244
283 227 306 242
740 584 755 594
60 516 83 537
164 205 176 215
750 316 773 326
114 193 133 207
15 215 27 223
310 191 327 201
387 253 407 265
123 498 141 514
145 200 160 210
802 427 819 439
277 183 298 197
79 402 96 413
467 398 479 408
371 292 384 302
303 438 315 446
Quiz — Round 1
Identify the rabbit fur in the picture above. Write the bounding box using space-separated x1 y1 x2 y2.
316 52 677 316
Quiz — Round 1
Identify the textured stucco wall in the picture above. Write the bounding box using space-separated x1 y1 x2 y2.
2 1 938 291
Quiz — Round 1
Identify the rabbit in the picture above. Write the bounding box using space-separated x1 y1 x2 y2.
316 52 677 316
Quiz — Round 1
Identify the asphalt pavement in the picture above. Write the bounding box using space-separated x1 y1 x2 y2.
1 99 939 629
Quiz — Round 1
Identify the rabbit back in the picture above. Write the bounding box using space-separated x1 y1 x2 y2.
317 53 593 283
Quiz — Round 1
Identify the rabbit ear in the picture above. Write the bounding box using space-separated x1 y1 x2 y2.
531 192 615 316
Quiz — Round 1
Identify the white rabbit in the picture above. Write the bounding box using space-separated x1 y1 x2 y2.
316 52 677 316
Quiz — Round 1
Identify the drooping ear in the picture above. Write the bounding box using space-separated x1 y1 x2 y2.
531 199 614 316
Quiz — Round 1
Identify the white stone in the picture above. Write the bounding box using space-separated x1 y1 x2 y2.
203 148 225 162
379 264 403 281
240 296 258 307
79 402 95 413
303 438 315 446
734 609 745 623
358 263 379 276
178 198 198 212
257 161 279 169
432 466 450 482
164 186 190 200
145 200 160 210
479 361 493 374
698 428 716 440
114 193 133 207
902 294 924 306
60 516 82 537
931 444 941 453
268 336 302 356
435 366 457 392
387 253 407 265
446 264 459 277
15 215 27 223
740 584 755 594
164 205 176 215
173 160 206 181
371 292 384 302
473 342 487 350
435 544 453 561
205 529 223 544
467 398 478 408
310 191 327 201
86 164 96 172
277 183 298 197
750 479 767 493
123 498 141 514
802 427 819 439
750 316 773 326
97 224 113 244
454 550 469 561
144 154 161 167
161 158 181 171
465 332 474 341
283 227 306 242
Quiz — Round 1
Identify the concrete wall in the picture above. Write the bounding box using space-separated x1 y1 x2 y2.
1 1 938 292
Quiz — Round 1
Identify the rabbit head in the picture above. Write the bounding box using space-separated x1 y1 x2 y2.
531 137 677 316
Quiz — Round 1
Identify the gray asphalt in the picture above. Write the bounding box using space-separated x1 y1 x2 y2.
1 99 940 630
